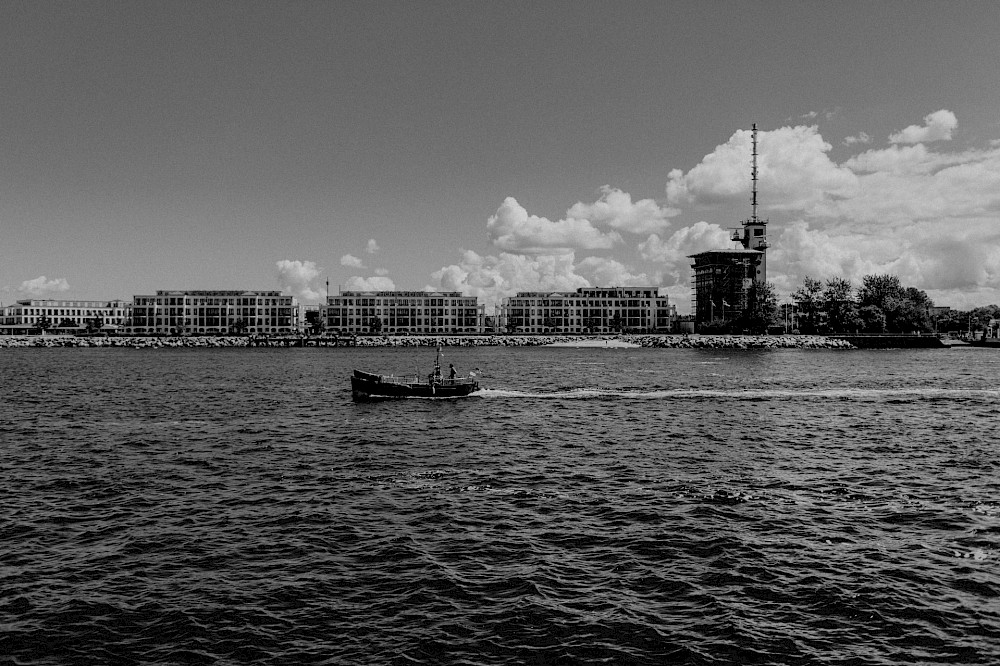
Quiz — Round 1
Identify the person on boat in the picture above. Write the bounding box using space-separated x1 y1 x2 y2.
448 363 457 382
433 365 442 384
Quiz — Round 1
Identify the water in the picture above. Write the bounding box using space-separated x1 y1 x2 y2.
2 346 999 665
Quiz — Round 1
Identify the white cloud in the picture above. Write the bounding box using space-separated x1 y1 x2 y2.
18 275 70 296
374 267 390 276
366 239 379 254
429 250 591 310
345 276 396 291
843 132 871 146
566 186 678 235
888 109 957 144
575 256 655 287
487 196 621 253
276 259 324 303
637 222 736 289
340 254 364 268
665 125 858 213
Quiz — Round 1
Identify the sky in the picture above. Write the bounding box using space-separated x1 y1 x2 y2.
2 1 999 314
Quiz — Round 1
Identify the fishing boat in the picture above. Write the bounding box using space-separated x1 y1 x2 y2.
351 347 480 401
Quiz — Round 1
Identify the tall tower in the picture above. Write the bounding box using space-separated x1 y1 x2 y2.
731 123 768 282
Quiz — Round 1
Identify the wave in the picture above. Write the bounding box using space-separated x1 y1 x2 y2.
475 387 1000 401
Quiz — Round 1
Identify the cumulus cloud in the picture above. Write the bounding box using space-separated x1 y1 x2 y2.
566 186 678 235
843 132 871 146
366 239 379 254
345 275 396 291
665 125 858 213
487 197 621 253
639 221 734 264
888 109 957 144
575 256 655 287
18 275 70 296
340 254 364 268
429 250 592 310
276 260 324 303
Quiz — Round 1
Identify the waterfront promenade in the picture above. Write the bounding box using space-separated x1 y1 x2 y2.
0 334 856 349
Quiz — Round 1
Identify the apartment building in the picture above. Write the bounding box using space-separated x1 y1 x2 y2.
129 290 296 335
499 287 673 334
323 290 484 335
0 299 131 335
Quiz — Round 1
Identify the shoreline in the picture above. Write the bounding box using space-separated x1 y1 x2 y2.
0 334 857 349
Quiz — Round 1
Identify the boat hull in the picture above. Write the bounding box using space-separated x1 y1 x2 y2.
351 370 479 401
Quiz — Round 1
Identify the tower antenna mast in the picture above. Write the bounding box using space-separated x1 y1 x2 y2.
751 122 759 224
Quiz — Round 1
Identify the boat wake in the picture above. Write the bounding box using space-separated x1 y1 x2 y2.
475 387 1000 401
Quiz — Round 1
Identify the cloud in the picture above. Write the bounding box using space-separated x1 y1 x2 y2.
344 275 396 291
565 186 679 235
665 125 858 213
575 256 656 287
487 196 622 253
366 239 379 254
888 109 957 144
843 132 871 146
19 276 70 296
340 254 364 268
429 250 592 310
276 259 324 303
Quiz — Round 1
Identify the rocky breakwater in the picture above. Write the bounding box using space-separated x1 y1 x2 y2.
632 334 855 349
1 334 856 350
0 335 251 348
352 334 856 349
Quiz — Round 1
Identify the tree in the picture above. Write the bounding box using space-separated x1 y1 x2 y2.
609 311 624 333
822 278 860 334
505 317 522 334
85 316 104 335
857 275 935 333
858 305 886 333
792 276 824 333
36 315 52 333
304 310 325 335
57 318 79 329
368 315 383 335
737 281 778 334
230 318 249 335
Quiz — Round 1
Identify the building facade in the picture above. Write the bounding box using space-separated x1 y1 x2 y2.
0 299 132 335
323 290 485 335
499 287 673 334
689 248 764 327
129 290 296 335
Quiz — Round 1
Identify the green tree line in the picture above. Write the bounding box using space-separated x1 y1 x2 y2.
792 273 999 335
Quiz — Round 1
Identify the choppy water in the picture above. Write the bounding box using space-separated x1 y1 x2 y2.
2 346 999 665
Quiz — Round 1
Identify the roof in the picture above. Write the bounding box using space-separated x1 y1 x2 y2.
688 247 763 258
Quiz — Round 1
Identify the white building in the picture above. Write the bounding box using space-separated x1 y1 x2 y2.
500 287 674 334
129 290 296 336
0 299 131 335
323 290 484 335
